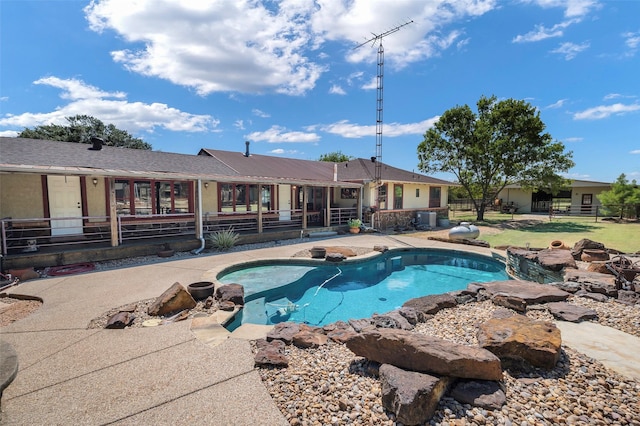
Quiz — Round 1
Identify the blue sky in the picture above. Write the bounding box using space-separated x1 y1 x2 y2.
1 0 638 184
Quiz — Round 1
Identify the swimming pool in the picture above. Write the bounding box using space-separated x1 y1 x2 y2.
218 248 509 329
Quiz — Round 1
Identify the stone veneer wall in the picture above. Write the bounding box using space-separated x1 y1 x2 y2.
506 249 565 284
369 208 449 232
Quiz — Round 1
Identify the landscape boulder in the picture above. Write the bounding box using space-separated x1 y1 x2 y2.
216 283 244 305
267 322 301 345
564 270 618 297
546 302 597 322
402 293 457 320
372 310 414 330
474 280 570 305
292 324 328 348
344 328 503 381
536 249 577 271
147 282 197 316
254 339 288 367
105 311 135 329
571 238 606 260
323 321 358 343
477 314 562 370
379 364 453 425
450 380 506 410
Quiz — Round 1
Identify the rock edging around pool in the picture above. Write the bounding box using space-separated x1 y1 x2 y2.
253 279 601 425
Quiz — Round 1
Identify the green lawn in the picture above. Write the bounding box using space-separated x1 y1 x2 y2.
448 212 640 253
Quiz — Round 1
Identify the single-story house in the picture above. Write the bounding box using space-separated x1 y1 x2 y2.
495 179 612 214
0 137 454 267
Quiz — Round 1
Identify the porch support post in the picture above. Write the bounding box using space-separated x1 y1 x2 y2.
257 185 263 233
195 179 203 240
325 186 330 226
108 178 118 247
357 186 363 220
302 185 308 229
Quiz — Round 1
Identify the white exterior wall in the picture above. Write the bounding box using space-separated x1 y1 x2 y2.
497 188 533 213
571 186 607 207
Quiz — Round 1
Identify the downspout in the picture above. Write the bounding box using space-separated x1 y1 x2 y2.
192 179 206 254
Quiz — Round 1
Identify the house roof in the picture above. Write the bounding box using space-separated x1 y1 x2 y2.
0 137 361 187
336 158 455 186
503 179 612 189
198 147 335 182
1 137 452 188
198 148 455 186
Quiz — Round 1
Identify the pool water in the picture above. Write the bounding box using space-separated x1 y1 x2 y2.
219 248 508 329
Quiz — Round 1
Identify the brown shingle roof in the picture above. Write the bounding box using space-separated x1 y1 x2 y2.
198 148 335 181
336 158 455 185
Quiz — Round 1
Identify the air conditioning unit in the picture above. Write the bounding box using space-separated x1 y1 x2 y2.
416 211 437 228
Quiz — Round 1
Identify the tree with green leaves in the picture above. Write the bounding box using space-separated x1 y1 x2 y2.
318 151 354 162
18 115 152 150
417 95 574 221
597 174 640 219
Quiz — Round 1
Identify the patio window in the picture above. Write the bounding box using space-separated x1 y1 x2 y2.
115 179 192 215
219 183 272 212
377 185 387 210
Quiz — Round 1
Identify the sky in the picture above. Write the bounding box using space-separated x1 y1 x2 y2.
1 0 638 184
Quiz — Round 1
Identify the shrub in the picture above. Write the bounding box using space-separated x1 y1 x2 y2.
347 218 362 228
208 227 240 251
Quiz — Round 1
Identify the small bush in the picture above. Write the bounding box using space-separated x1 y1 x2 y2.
208 227 240 251
347 218 362 228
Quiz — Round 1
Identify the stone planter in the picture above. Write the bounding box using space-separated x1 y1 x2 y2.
581 249 609 262
187 281 215 300
549 240 568 250
310 247 326 259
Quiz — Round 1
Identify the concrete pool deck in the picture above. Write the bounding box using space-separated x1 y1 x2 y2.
0 234 637 424
0 234 455 425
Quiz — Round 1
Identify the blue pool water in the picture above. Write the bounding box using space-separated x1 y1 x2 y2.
219 248 508 329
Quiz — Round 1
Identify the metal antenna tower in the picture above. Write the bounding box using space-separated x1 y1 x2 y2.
354 20 413 205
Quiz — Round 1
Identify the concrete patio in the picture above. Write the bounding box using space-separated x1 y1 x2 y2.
1 234 464 425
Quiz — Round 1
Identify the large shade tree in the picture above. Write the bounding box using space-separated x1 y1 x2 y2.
18 115 152 150
318 151 354 162
417 95 574 220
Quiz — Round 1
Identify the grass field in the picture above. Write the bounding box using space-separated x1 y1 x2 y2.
446 212 640 254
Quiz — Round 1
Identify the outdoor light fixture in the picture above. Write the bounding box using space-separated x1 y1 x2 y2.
92 177 98 187
204 182 209 189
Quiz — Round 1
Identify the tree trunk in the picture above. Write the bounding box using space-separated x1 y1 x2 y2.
476 204 486 221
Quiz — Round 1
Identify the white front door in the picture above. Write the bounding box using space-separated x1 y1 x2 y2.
278 185 291 221
48 176 83 236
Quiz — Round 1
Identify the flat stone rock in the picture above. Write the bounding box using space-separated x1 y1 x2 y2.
450 380 506 410
546 301 598 322
105 311 135 329
345 328 503 381
216 283 245 305
323 321 358 343
379 364 452 425
266 322 300 345
372 310 414 330
477 314 562 370
474 280 570 305
536 249 578 271
292 324 328 348
254 339 288 367
491 294 527 313
402 293 457 320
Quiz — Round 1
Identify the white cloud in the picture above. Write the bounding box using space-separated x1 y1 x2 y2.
269 148 300 155
551 41 590 60
563 137 583 142
246 125 320 143
329 85 346 95
523 0 600 18
513 19 578 43
623 30 640 56
573 103 640 120
361 76 377 90
0 130 19 137
252 109 271 118
546 99 567 109
0 77 218 134
630 149 640 155
318 117 439 139
234 120 245 130
84 0 500 95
